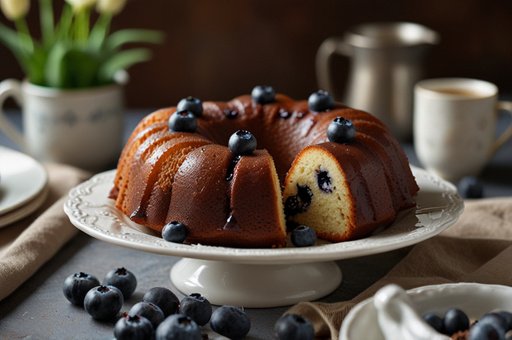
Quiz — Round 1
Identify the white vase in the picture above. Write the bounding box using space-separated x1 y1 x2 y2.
0 80 124 171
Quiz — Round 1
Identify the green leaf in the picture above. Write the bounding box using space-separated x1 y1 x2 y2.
105 29 164 51
45 42 69 87
45 43 102 88
88 14 112 51
99 48 152 83
39 0 54 46
0 23 30 73
66 49 101 87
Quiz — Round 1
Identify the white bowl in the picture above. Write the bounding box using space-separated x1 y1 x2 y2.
341 283 512 340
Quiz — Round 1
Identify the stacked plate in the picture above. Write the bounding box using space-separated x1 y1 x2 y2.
0 146 48 227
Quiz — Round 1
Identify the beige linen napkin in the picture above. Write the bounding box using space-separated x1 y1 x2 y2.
0 163 89 301
287 198 512 339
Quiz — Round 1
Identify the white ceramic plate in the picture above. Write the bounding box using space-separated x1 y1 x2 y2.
64 166 464 265
341 283 512 340
0 186 48 227
0 146 48 215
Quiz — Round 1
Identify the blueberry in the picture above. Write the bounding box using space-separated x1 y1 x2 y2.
458 176 484 199
168 111 197 133
308 90 334 112
129 301 165 328
228 130 257 155
114 314 154 340
162 221 188 243
422 313 445 334
497 311 512 330
291 225 317 247
469 321 504 340
251 85 276 104
327 117 356 143
62 272 100 306
316 169 333 193
177 97 203 117
274 314 315 340
84 285 123 321
156 314 201 340
478 313 508 336
443 308 470 335
179 293 212 326
103 267 137 299
284 184 313 216
143 287 180 317
210 306 251 339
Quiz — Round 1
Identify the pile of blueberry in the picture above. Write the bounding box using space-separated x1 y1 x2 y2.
63 268 253 339
423 308 512 339
64 267 316 339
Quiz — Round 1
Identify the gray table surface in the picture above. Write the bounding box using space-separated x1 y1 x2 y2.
0 110 511 339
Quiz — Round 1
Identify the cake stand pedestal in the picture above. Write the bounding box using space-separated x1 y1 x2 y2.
170 259 342 308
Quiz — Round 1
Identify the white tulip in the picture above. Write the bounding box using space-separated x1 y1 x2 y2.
65 0 97 12
0 0 29 20
96 0 126 15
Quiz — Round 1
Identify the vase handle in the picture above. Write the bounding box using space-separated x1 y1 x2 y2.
0 79 26 150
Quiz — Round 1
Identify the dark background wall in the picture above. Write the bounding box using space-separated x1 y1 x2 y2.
1 0 511 107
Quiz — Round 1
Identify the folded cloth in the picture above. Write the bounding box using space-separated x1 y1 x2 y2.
287 198 512 339
0 163 90 302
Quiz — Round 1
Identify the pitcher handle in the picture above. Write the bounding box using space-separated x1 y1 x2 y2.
315 37 350 95
0 79 26 150
490 100 512 156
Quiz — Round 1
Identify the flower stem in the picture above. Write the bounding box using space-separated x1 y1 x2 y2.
39 0 54 46
15 18 34 53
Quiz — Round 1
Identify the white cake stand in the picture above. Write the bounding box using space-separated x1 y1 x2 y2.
64 167 463 308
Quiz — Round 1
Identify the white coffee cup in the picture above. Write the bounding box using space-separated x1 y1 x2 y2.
414 78 512 182
0 79 124 171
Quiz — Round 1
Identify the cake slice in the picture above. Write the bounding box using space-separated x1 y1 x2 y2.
168 147 287 247
283 141 396 242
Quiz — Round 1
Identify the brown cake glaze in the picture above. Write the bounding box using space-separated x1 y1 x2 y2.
110 93 419 247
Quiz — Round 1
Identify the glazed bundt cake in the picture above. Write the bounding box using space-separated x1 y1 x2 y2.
110 87 419 248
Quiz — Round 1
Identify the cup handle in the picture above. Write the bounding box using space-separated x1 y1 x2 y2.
491 100 512 156
315 37 350 95
0 79 26 150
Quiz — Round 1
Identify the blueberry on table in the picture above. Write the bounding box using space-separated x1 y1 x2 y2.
155 314 201 340
143 287 180 317
458 176 484 199
129 301 165 328
443 308 470 335
177 96 203 117
274 313 315 340
210 305 251 339
162 221 188 244
62 272 100 306
291 225 317 247
228 130 257 155
84 285 123 321
422 313 445 334
251 85 276 104
103 267 137 299
327 117 356 144
114 314 154 340
179 293 212 326
308 90 334 112
168 110 197 133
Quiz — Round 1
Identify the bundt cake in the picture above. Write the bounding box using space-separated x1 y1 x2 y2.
110 87 419 248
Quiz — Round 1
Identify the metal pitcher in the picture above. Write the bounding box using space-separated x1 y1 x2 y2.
316 22 439 140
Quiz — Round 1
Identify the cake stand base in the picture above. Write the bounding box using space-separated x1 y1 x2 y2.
170 258 342 308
